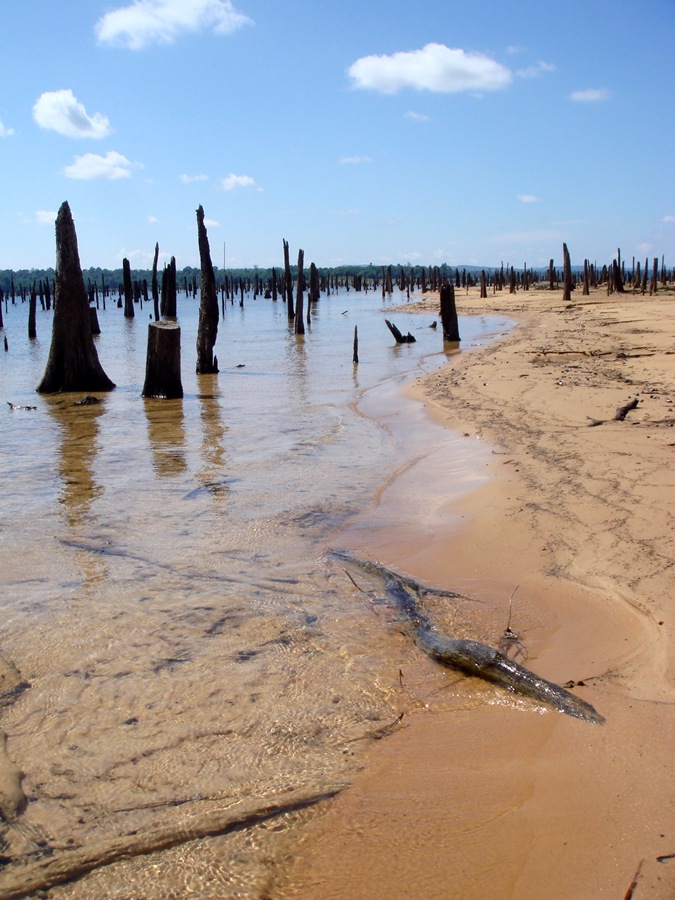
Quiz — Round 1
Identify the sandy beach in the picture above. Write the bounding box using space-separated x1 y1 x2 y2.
277 283 675 898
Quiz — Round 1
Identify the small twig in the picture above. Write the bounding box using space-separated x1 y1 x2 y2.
623 858 644 900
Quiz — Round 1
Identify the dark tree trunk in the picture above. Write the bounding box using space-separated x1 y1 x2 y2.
562 243 573 302
151 242 160 321
582 259 590 295
295 249 305 336
353 325 359 364
28 285 37 340
440 283 460 342
123 258 134 318
142 321 183 398
37 202 115 393
283 239 294 318
385 319 416 343
479 270 487 299
195 205 219 374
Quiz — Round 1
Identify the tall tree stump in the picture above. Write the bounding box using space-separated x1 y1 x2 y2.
37 202 115 393
142 321 183 398
440 283 460 342
195 205 219 374
122 258 134 318
295 249 305 335
562 242 573 302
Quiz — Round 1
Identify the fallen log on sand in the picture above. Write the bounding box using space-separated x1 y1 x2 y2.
334 551 605 725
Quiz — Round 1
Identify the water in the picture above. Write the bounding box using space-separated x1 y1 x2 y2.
0 287 509 896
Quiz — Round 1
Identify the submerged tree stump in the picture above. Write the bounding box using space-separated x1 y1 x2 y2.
37 202 115 393
195 205 219 374
283 238 294 318
440 283 460 342
122 258 134 318
385 319 416 343
295 249 305 335
142 320 183 398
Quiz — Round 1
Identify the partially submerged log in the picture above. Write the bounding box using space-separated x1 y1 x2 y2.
0 786 343 899
142 321 183 399
36 202 115 393
385 319 416 343
195 205 219 374
334 552 604 725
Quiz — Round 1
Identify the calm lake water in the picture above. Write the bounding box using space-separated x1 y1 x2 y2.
0 285 508 896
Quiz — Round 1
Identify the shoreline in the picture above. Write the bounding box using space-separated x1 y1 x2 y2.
276 285 675 898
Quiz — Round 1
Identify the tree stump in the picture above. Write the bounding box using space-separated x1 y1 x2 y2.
440 283 460 342
123 258 134 318
562 242 573 302
195 205 219 374
142 321 183 398
37 202 115 393
295 249 305 335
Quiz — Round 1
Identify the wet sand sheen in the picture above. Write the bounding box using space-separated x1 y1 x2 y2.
276 286 675 899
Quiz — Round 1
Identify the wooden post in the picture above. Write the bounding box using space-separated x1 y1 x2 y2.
295 249 305 335
440 283 460 342
142 321 183 398
353 325 359 364
122 258 134 318
195 205 219 374
151 242 160 321
37 201 115 393
562 243 573 302
283 239 294 318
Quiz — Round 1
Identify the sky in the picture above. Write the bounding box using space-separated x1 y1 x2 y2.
1 0 673 272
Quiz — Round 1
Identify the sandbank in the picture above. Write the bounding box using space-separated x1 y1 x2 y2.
277 284 675 898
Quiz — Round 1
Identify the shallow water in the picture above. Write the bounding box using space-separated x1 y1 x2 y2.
0 286 509 896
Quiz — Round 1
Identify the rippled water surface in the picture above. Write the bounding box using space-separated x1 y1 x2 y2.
0 287 508 896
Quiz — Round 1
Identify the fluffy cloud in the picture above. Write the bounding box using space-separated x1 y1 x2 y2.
33 89 112 139
220 173 255 191
95 0 252 50
35 210 57 224
347 43 512 94
180 173 209 183
64 151 142 180
570 88 611 102
0 119 14 137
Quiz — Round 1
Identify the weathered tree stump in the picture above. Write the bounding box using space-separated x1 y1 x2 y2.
283 238 294 318
37 202 115 393
122 257 134 318
562 242 573 302
142 320 183 398
195 205 219 374
89 306 101 335
440 283 460 342
151 242 160 321
353 325 359 364
28 286 37 339
295 249 305 335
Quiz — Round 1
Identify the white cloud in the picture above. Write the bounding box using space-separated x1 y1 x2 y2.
148 214 159 223
33 89 112 139
64 151 142 180
570 88 611 103
35 210 57 224
347 43 512 94
518 194 540 203
662 215 675 223
516 60 556 78
204 218 220 228
339 155 372 164
404 111 430 122
0 119 14 137
95 0 252 50
180 172 209 183
219 173 255 191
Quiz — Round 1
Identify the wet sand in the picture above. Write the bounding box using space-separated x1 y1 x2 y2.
277 284 675 898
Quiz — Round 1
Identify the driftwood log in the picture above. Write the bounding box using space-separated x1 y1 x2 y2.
0 786 343 899
36 202 115 393
385 319 416 344
587 397 639 427
334 551 604 725
142 321 183 399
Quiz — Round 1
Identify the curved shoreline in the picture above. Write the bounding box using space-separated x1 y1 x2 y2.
277 285 675 899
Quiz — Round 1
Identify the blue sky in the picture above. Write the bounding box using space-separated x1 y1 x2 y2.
1 0 673 271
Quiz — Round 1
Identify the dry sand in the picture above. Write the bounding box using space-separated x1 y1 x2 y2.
277 284 675 899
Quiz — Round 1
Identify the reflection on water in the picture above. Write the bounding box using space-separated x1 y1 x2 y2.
145 397 187 477
0 289 510 897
